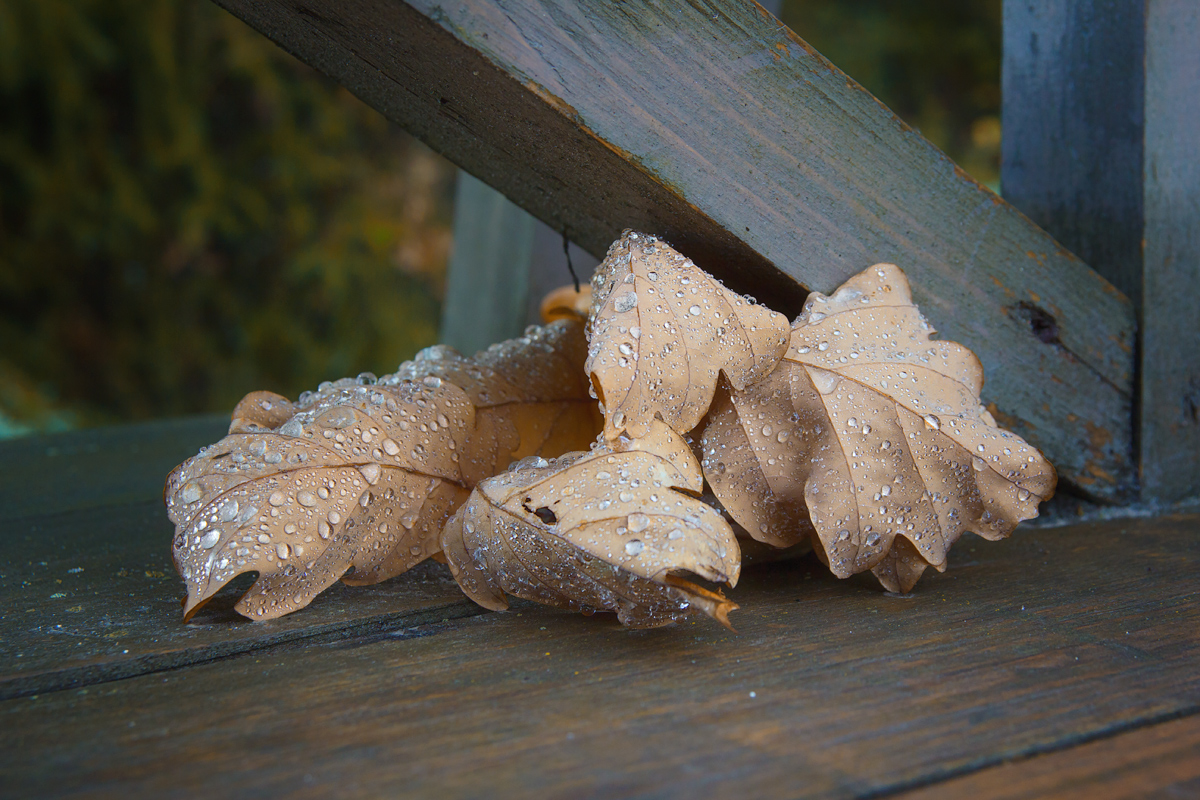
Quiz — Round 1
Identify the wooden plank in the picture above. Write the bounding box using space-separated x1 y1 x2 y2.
439 171 536 354
1002 1 1146 305
3 514 1196 798
1142 3 1200 504
1003 0 1200 504
209 0 1137 501
895 714 1200 800
0 421 479 700
524 221 598 326
0 415 227 522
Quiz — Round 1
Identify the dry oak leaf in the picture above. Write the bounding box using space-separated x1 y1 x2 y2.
586 230 789 441
167 320 601 621
441 420 741 629
698 263 1057 593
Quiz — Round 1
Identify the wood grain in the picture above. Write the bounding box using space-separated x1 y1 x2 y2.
0 415 227 522
440 171 536 354
895 714 1200 800
208 0 1137 501
3 514 1196 798
1141 2 1200 504
1003 0 1200 505
1002 0 1146 306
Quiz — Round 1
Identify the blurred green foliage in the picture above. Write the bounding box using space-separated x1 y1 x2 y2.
781 0 1002 187
0 0 453 435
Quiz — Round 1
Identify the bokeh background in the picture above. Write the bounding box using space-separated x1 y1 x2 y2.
0 0 1001 437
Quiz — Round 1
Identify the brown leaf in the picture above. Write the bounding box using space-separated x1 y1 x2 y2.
441 421 741 629
167 320 601 621
698 264 1057 592
586 230 789 441
540 284 593 323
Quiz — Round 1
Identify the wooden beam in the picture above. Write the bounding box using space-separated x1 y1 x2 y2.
210 0 1137 501
439 171 535 354
1003 0 1200 504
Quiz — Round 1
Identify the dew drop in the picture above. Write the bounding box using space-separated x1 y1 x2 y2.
359 463 381 484
319 407 356 429
199 530 220 549
276 543 291 560
923 414 941 431
218 500 239 522
613 292 638 313
627 512 650 533
1018 488 1031 501
180 482 203 504
297 491 318 507
625 540 644 556
810 368 840 395
689 305 701 316
268 491 286 507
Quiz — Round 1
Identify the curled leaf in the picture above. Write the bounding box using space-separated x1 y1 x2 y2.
698 263 1056 592
167 320 601 621
587 230 789 441
540 284 593 323
441 422 740 628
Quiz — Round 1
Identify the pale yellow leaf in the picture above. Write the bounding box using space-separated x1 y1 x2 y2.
586 230 789 440
698 263 1056 592
441 423 740 628
167 320 600 621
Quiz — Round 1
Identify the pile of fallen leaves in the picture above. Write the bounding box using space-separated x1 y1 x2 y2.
167 231 1055 628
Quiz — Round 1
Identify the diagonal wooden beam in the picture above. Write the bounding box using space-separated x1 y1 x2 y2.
211 0 1136 501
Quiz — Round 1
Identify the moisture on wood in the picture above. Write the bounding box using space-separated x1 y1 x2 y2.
209 0 1136 502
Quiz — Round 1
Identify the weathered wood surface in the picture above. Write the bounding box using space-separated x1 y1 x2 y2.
0 415 226 521
1003 0 1200 505
209 0 1137 501
1002 0 1146 305
0 421 478 701
1142 3 1200 505
440 171 536 353
4 513 1197 798
897 714 1200 800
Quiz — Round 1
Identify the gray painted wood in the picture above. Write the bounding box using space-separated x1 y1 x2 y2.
0 415 227 522
1002 0 1146 306
1003 0 1200 504
209 0 1137 501
1142 2 1200 504
439 171 535 354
